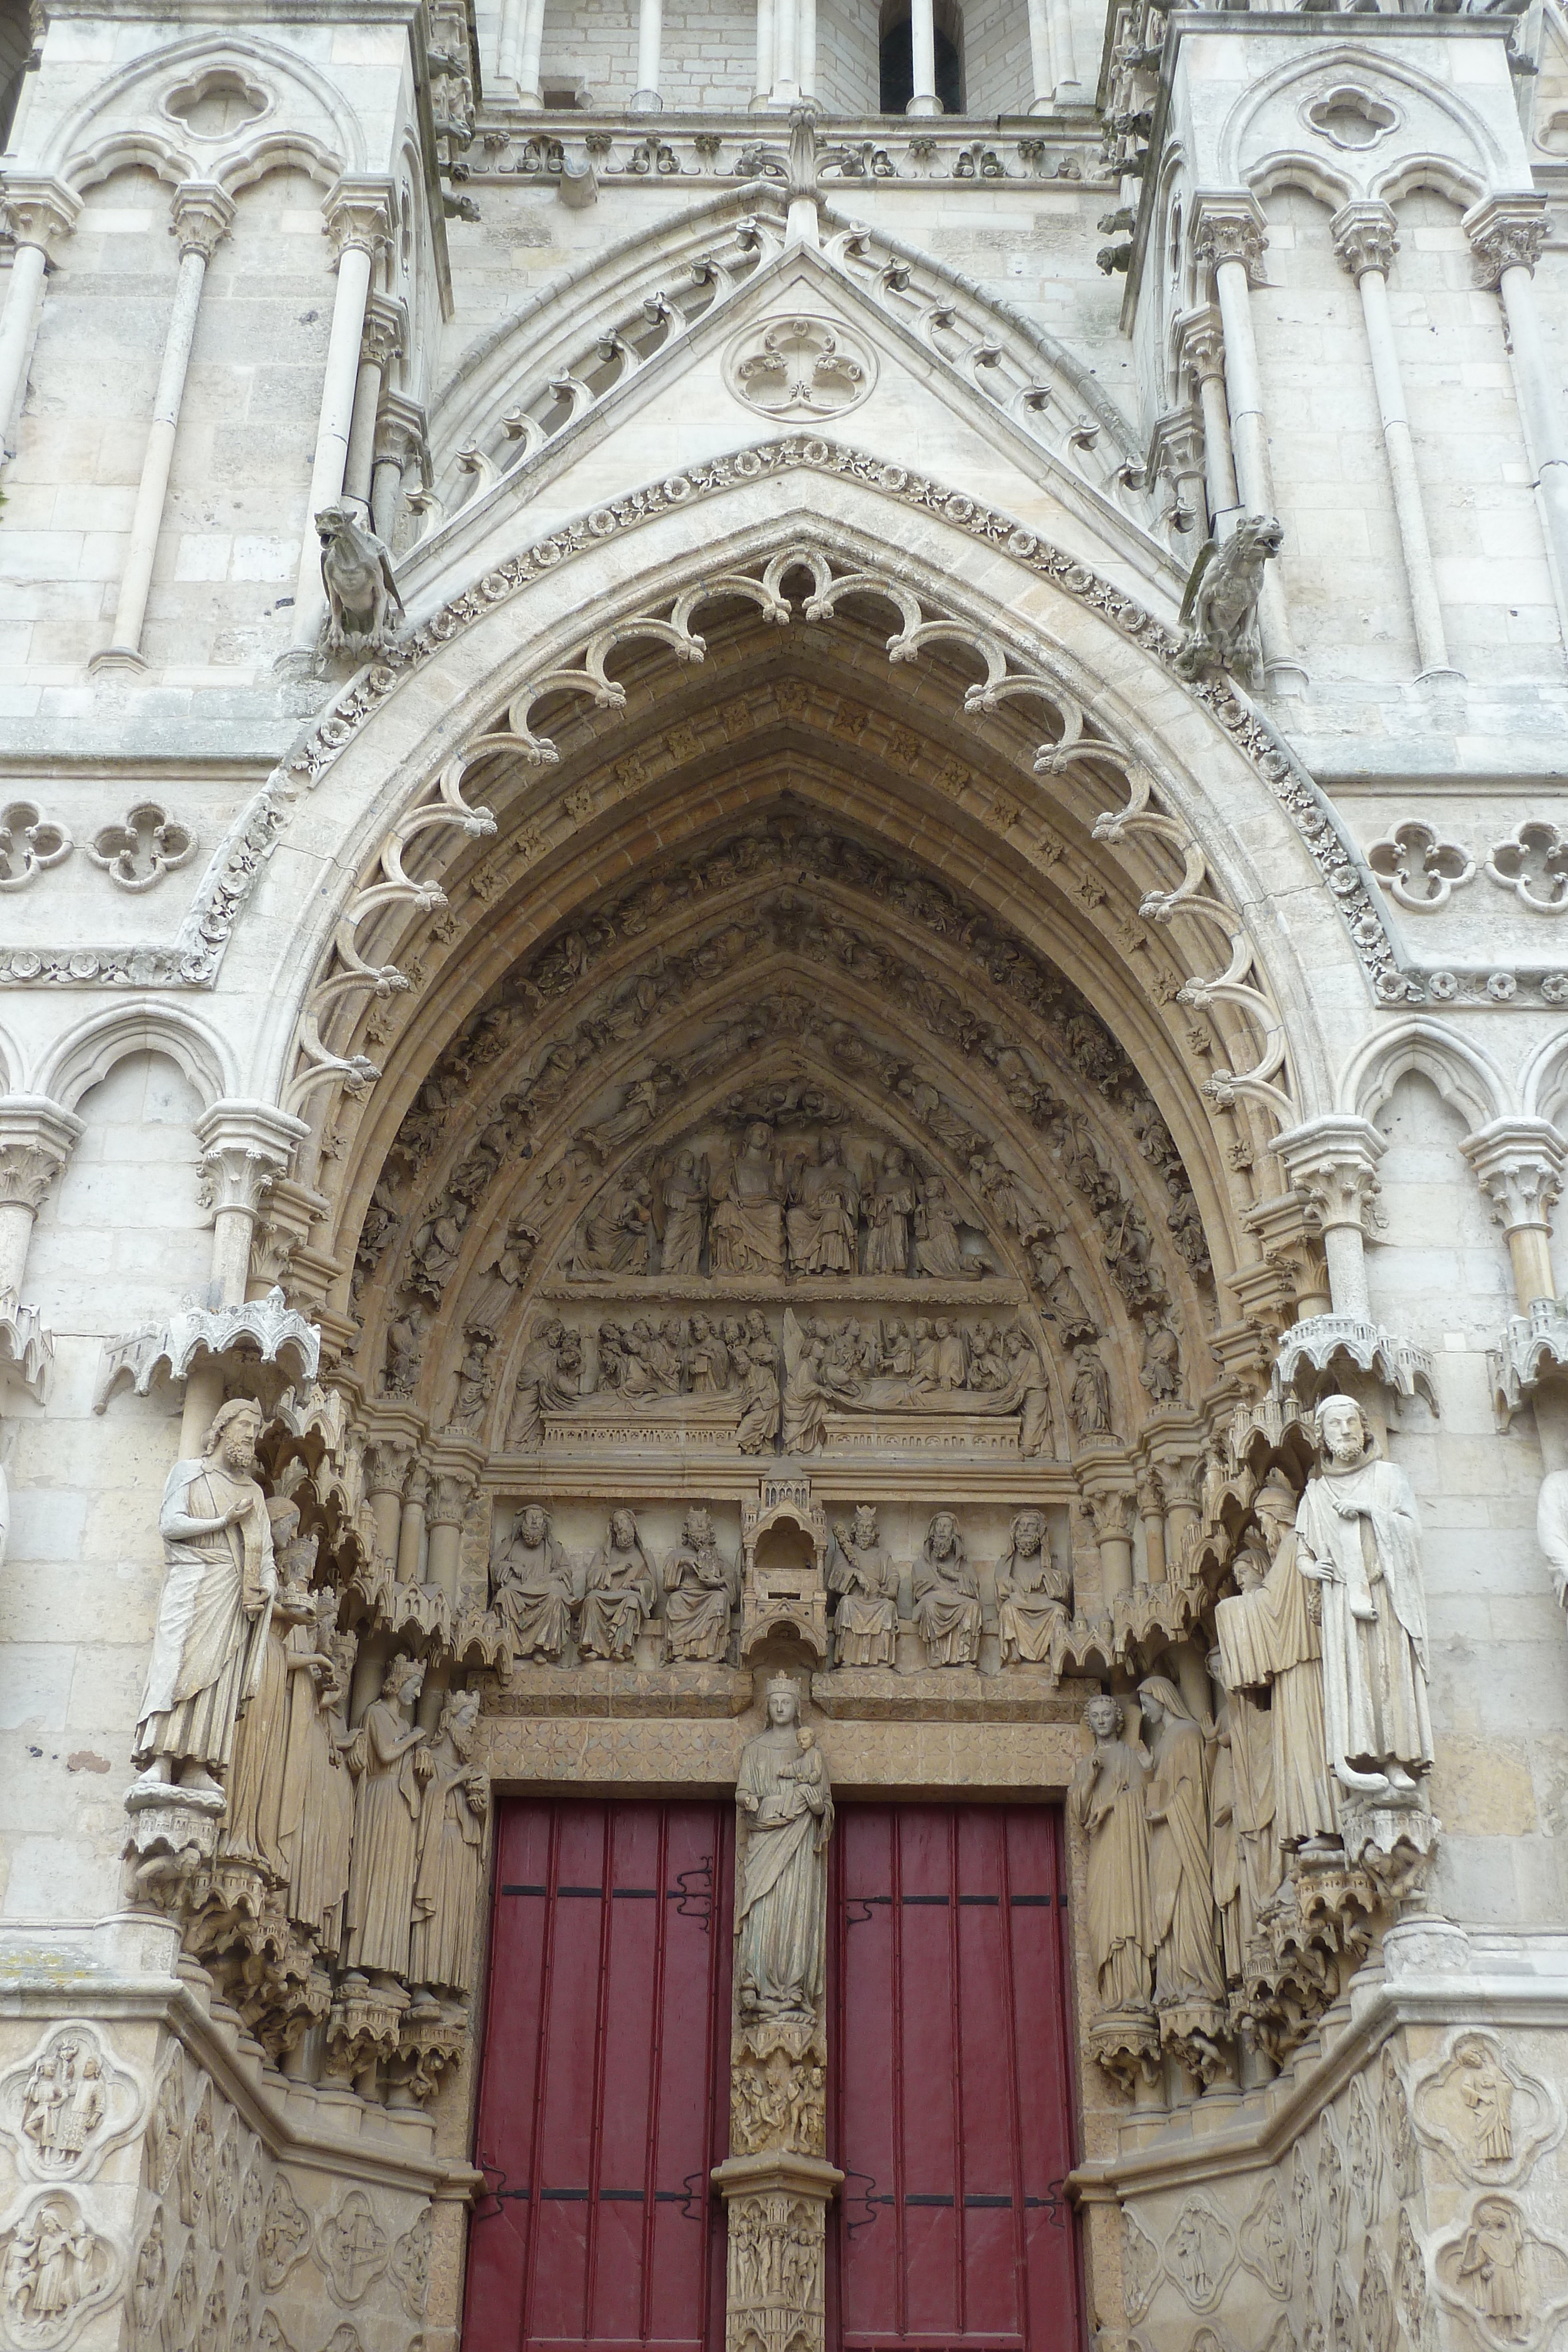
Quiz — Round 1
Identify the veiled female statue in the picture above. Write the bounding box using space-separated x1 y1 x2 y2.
1068 1695 1152 2014
711 1124 786 1275
1138 1677 1224 2009
995 1511 1071 1665
735 1679 833 2020
912 1512 981 1667
343 1656 430 1981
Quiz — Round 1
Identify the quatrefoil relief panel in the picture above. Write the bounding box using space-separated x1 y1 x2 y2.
1365 818 1475 911
87 803 197 892
724 314 877 420
1486 820 1568 913
1304 85 1399 151
0 803 71 891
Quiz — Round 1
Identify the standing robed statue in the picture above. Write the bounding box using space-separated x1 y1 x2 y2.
734 1676 834 2020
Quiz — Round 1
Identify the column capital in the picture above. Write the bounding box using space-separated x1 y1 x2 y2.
1270 1116 1386 1234
1148 405 1205 480
363 1437 416 1496
427 1470 474 1528
323 175 396 266
1331 199 1398 283
1175 303 1225 390
193 1099 309 1221
0 175 81 257
1191 193 1268 288
361 291 406 372
170 180 234 262
0 1095 83 1210
1463 192 1548 288
1460 1118 1566 1235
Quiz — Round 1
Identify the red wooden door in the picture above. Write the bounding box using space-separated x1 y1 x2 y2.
464 1798 733 2352
829 1804 1080 2352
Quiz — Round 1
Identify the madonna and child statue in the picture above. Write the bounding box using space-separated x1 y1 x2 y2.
735 1675 834 2022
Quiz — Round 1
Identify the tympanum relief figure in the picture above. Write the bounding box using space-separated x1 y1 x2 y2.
654 1148 710 1275
506 1321 583 1450
828 1506 898 1668
663 1508 737 1662
785 1134 859 1275
493 1505 576 1661
135 1401 278 1802
995 1510 1071 1665
912 1512 981 1667
577 1509 657 1661
711 1124 787 1274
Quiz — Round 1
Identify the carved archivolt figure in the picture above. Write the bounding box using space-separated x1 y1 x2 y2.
493 1506 575 1661
735 1679 833 2021
409 1691 488 2000
1138 1678 1224 2009
135 1400 278 1799
828 1506 898 1668
1069 1344 1112 1440
711 1123 787 1274
663 1509 736 1662
343 1656 430 1982
578 1509 657 1661
864 1145 916 1275
1138 1312 1181 1402
785 1134 860 1275
1215 1472 1336 1859
506 1320 582 1451
1294 1396 1432 1803
912 1513 981 1668
995 1511 1070 1665
1069 1695 1152 2015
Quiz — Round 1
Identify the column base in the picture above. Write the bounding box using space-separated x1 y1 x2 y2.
88 645 148 677
1052 79 1085 102
905 93 943 116
1262 657 1309 697
629 88 663 111
1412 665 1466 691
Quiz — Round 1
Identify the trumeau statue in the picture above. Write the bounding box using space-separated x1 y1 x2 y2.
1069 1695 1152 2017
1293 1395 1433 1805
493 1505 575 1661
995 1510 1071 1665
577 1508 657 1661
828 1506 898 1667
734 1678 833 2022
134 1401 278 1799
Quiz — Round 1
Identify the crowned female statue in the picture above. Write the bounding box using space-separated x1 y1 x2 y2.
734 1678 834 2022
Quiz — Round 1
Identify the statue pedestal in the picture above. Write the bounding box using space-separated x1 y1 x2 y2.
711 2149 844 2352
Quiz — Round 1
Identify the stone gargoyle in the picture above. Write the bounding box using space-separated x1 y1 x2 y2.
316 502 405 654
1174 513 1283 689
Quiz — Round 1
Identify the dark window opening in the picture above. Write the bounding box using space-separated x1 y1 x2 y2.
878 0 964 115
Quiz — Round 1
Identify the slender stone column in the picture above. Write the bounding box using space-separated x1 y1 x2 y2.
499 0 548 105
426 1475 473 1601
1176 308 1238 529
1462 1120 1566 1309
193 1101 307 1313
1025 0 1053 112
1138 1479 1167 1586
907 0 941 115
1088 1487 1136 1605
0 178 79 462
397 1462 430 1585
1272 1117 1386 1320
753 0 775 109
0 1097 82 1299
1332 200 1457 685
92 182 233 676
363 1441 414 1578
370 391 427 544
798 0 817 101
1192 197 1305 694
343 293 404 512
631 0 664 109
1026 0 1079 105
285 177 394 657
1465 195 1568 639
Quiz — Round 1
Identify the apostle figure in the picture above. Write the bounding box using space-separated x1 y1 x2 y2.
343 1655 430 1983
828 1506 899 1668
578 1509 657 1661
409 1690 489 2001
220 1501 323 1878
663 1508 735 1662
864 1145 917 1275
1207 1655 1243 1983
135 1400 278 1799
1215 1472 1337 1859
688 1314 732 1395
785 1134 860 1275
506 1320 582 1452
711 1124 786 1275
912 1512 981 1667
734 1678 833 2020
1294 1395 1433 1803
1068 1695 1152 2015
493 1506 575 1662
656 1149 710 1276
1138 1677 1225 2009
278 1590 357 1951
995 1509 1071 1664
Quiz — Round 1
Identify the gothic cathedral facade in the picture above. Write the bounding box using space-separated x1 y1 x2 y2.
1 0 1567 2346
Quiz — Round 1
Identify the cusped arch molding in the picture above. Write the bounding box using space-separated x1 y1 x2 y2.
1219 40 1503 198
409 192 1162 587
343 810 1221 1448
1337 1018 1510 1135
37 1004 237 1115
